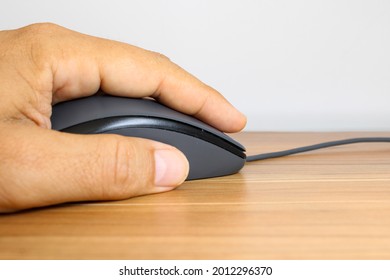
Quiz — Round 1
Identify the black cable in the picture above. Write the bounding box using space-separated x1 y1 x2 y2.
246 137 390 162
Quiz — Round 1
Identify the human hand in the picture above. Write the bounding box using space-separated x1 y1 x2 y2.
0 23 246 212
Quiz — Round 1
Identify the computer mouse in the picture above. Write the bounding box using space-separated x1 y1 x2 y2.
50 94 246 180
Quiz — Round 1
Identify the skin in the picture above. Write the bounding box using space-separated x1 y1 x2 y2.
0 23 246 213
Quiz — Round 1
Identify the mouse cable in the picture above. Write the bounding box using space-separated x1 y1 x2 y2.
246 137 390 162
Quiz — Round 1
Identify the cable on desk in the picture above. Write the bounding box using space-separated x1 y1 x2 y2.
246 137 390 162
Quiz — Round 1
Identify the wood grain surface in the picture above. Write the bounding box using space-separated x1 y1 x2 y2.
1 132 390 259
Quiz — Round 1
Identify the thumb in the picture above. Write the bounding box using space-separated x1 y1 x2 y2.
0 124 189 212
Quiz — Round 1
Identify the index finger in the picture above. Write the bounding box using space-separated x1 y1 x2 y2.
40 24 246 132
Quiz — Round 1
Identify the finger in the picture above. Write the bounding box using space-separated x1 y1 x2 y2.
97 50 247 132
22 23 246 132
0 123 189 212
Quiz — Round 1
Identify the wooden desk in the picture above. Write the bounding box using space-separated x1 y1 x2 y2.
1 132 390 259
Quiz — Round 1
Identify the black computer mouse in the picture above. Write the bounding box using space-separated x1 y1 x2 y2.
50 94 246 180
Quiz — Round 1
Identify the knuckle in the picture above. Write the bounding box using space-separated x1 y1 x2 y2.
98 136 151 199
111 137 134 191
17 23 61 53
150 50 171 64
21 22 62 36
19 23 57 59
16 23 66 67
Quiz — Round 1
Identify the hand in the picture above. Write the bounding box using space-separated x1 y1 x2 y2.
0 23 246 212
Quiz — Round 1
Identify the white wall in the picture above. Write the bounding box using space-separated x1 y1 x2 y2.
1 0 389 131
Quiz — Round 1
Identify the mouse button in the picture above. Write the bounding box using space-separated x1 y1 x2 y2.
51 96 108 130
62 116 246 158
51 95 245 151
130 98 246 151
82 95 245 151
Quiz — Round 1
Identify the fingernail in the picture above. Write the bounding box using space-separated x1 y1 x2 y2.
154 149 189 186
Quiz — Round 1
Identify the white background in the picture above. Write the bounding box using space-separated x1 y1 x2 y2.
1 0 389 131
